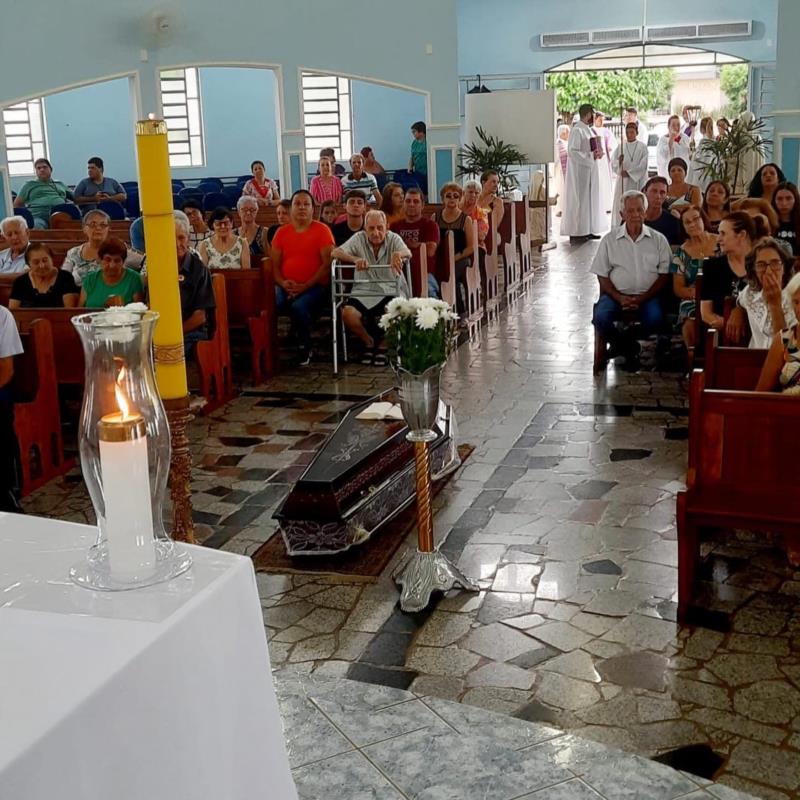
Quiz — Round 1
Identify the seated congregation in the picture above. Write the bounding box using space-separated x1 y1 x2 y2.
591 161 800 374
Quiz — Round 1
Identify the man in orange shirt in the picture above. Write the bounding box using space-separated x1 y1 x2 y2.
271 190 335 365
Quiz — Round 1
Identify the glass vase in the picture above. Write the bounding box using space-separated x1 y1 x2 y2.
396 364 443 443
69 308 192 590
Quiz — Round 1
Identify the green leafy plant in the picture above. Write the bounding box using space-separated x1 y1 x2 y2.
457 127 528 192
695 115 772 194
379 298 458 374
720 64 748 117
545 68 674 120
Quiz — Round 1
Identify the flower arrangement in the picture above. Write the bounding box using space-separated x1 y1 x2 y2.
379 297 458 375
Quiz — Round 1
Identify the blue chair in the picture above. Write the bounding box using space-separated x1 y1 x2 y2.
198 178 223 193
178 187 203 200
222 185 241 207
98 200 126 220
14 207 34 228
129 217 145 253
50 203 82 220
121 181 139 191
125 192 141 218
202 192 229 212
171 179 185 191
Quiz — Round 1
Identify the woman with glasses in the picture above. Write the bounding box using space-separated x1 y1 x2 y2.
198 207 251 270
62 209 142 286
738 237 797 349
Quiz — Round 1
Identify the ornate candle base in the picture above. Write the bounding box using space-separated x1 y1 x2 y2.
393 548 479 613
69 538 192 591
163 396 196 544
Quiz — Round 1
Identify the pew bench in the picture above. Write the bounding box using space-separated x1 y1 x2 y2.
12 308 87 385
211 259 277 385
12 319 68 495
195 272 236 413
677 369 800 622
704 329 766 390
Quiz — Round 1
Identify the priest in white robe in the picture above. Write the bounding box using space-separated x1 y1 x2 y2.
561 104 606 241
611 122 649 223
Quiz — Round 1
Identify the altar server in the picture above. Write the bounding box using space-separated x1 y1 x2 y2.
611 122 649 221
561 104 606 242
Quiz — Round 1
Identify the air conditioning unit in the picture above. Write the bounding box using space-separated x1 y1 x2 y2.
646 20 752 42
540 31 590 48
591 28 642 45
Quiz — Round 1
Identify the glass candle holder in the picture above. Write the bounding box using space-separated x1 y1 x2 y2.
69 308 192 590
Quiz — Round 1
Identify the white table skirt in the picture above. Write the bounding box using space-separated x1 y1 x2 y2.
0 513 297 800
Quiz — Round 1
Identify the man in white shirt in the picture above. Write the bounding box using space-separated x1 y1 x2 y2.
0 216 30 274
591 190 671 369
0 305 24 511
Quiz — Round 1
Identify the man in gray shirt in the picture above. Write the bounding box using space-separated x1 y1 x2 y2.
332 209 411 363
73 156 126 211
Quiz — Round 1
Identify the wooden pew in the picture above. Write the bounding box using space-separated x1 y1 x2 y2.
12 308 87 385
676 369 800 622
12 319 67 495
498 199 521 299
464 217 482 323
438 231 457 309
211 259 277 385
483 208 500 308
704 329 766 390
196 272 236 413
0 274 15 307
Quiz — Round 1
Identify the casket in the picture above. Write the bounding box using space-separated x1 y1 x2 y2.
273 388 459 556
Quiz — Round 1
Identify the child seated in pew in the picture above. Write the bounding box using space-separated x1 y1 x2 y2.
319 200 337 227
756 272 800 393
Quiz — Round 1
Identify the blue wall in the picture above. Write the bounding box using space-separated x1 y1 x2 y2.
351 82 426 170
13 78 136 191
177 67 280 181
457 0 779 75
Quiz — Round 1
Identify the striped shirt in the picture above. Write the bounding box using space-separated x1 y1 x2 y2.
341 172 379 203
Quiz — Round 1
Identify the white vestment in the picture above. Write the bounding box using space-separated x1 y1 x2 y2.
635 120 649 145
611 139 649 223
687 136 714 192
561 121 605 237
656 133 692 179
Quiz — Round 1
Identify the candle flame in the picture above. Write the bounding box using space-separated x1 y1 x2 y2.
114 363 132 421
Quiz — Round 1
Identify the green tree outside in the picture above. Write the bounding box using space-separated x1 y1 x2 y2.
546 69 675 120
720 63 748 117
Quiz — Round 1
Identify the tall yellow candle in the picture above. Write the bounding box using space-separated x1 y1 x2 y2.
135 119 187 400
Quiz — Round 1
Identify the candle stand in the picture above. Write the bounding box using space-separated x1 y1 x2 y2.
69 309 192 591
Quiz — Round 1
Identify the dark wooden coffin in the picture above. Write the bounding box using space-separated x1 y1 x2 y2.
273 388 459 555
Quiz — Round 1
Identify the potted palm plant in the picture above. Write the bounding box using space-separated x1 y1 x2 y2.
457 126 528 193
695 114 772 195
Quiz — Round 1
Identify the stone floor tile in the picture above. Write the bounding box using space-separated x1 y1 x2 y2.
492 562 542 593
462 622 539 661
536 672 601 711
465 662 537 690
601 614 678 651
291 749 405 799
530 622 594 652
727 739 800 792
541 650 601 683
405 645 481 677
413 611 473 647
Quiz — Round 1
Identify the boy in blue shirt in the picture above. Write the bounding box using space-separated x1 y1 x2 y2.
408 121 428 197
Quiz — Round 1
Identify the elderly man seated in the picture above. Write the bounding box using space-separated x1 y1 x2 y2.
331 210 411 365
591 190 671 371
0 216 30 274
173 210 216 359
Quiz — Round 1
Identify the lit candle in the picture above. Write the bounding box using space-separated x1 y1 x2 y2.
98 369 156 580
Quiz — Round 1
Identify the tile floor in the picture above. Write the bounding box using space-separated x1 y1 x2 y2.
24 240 800 799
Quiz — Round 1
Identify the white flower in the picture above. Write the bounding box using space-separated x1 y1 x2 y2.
379 312 393 330
415 305 440 330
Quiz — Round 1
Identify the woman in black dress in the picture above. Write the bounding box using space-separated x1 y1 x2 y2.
8 243 78 309
700 212 767 344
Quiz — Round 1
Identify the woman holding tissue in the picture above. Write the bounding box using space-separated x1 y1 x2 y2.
611 122 648 221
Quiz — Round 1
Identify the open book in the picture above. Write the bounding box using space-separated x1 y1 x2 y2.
356 402 405 421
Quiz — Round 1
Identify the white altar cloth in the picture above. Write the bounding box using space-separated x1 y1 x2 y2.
0 513 297 800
